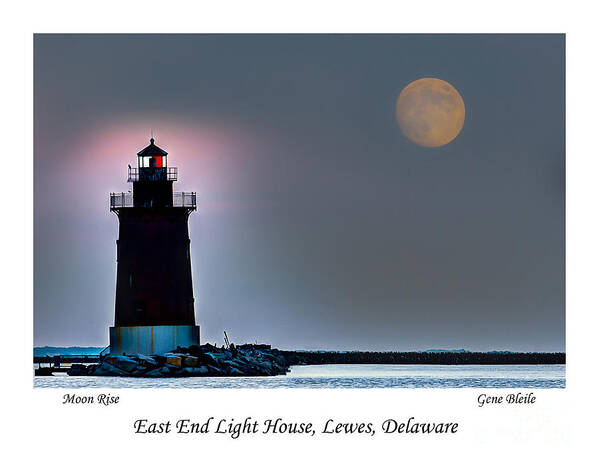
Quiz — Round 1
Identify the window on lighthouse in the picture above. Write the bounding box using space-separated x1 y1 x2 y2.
139 156 164 168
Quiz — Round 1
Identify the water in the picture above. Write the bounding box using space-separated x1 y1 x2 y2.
34 364 565 389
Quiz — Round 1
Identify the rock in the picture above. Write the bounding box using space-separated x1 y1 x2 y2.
86 344 291 378
182 356 198 367
205 352 223 361
166 356 182 367
152 355 167 365
92 362 130 376
205 365 225 376
106 356 139 373
132 354 159 367
178 366 209 376
196 352 218 366
144 367 166 377
227 367 245 376
222 359 241 370
251 360 272 373
128 364 150 375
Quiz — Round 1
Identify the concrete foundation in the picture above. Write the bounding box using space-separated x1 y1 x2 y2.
109 325 200 355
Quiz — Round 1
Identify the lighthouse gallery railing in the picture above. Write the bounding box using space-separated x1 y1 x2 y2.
127 166 178 182
110 192 196 209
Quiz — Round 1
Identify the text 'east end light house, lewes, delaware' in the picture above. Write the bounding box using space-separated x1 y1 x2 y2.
108 138 199 355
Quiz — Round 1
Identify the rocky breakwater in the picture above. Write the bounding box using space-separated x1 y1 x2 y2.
67 344 290 377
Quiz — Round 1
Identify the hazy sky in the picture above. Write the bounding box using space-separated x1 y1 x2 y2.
34 34 564 351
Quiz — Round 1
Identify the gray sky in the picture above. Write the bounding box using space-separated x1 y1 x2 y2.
34 34 564 351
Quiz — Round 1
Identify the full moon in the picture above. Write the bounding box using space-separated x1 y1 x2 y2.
396 78 465 148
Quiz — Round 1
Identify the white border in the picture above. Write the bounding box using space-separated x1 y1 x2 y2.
3 1 596 463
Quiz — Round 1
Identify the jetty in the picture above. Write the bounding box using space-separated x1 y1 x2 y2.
35 344 289 377
281 350 566 366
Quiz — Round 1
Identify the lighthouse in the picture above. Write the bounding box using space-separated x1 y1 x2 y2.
108 138 200 355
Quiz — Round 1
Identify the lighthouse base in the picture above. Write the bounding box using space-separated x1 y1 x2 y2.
109 325 200 356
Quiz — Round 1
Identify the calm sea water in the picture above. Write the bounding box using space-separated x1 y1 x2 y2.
34 364 565 389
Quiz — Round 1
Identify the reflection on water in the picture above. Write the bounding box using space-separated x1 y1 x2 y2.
34 364 565 389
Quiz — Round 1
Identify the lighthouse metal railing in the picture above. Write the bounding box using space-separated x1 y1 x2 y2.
110 192 133 209
172 192 196 208
127 166 178 182
110 192 196 210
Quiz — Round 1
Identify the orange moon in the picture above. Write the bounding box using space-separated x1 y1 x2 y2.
396 78 465 147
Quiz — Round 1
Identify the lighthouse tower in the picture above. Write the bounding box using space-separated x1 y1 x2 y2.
109 138 200 355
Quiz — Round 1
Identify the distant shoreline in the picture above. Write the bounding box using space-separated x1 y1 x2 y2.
281 350 565 365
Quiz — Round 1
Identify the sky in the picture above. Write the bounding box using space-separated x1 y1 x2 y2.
34 34 564 351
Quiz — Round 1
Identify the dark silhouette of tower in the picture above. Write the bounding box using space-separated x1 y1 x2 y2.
108 138 199 354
